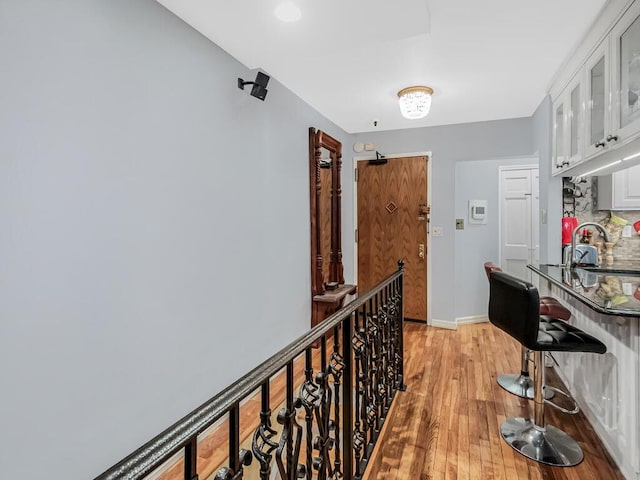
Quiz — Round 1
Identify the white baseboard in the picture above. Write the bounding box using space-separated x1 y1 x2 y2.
456 315 489 326
429 318 457 330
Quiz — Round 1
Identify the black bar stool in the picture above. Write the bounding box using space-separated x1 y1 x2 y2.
488 270 606 467
483 262 571 399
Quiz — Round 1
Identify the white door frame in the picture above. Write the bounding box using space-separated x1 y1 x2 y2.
498 162 539 279
352 151 433 325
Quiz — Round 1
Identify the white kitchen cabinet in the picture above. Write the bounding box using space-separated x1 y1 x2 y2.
584 3 640 160
553 73 584 175
584 39 613 160
596 162 640 209
552 96 567 174
552 1 640 177
610 1 640 147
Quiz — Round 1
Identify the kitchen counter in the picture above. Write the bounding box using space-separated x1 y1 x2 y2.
528 264 640 317
527 263 640 479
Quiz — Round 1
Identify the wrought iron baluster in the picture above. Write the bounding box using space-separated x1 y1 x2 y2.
395 261 407 391
215 403 253 480
342 313 354 480
374 292 384 434
351 305 366 478
312 370 333 480
276 361 305 480
365 298 378 450
300 348 319 480
329 325 345 479
363 300 371 453
184 437 198 480
252 382 278 480
388 286 398 392
383 286 393 410
377 298 389 418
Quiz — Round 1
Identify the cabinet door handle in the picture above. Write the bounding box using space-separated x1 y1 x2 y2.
561 161 570 167
606 134 618 142
595 140 606 148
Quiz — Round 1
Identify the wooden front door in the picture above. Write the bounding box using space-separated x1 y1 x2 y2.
357 155 428 322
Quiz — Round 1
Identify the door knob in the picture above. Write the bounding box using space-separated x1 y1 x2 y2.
418 244 425 259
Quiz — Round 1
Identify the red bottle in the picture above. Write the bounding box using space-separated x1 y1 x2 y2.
562 217 579 245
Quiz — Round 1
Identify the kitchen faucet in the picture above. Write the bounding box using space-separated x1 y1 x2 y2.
570 222 611 267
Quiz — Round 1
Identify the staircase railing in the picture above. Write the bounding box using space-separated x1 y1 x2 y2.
95 261 405 480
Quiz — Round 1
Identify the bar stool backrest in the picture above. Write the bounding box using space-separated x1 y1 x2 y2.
483 261 501 281
488 271 541 349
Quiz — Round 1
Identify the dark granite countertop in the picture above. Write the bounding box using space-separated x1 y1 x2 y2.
528 264 640 317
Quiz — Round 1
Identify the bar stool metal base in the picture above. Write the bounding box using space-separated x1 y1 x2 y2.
500 417 584 467
497 373 554 400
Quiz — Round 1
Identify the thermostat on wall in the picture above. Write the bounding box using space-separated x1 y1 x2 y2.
468 200 487 224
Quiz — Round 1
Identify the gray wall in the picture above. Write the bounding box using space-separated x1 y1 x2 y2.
0 1 351 478
353 118 534 324
454 157 539 319
533 95 561 264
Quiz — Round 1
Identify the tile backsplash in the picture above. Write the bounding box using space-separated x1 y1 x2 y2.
568 177 640 262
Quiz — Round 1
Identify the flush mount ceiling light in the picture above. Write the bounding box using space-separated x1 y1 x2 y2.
397 86 433 119
274 1 302 22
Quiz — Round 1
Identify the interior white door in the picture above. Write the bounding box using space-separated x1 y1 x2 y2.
531 168 540 266
500 167 539 280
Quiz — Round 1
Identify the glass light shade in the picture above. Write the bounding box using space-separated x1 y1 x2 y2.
397 86 433 119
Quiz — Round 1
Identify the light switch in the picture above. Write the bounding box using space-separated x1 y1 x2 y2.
456 219 464 230
622 225 633 238
432 226 443 237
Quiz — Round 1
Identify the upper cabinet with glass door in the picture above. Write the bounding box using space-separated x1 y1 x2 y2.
552 95 566 174
553 72 584 174
584 38 612 160
584 3 640 160
611 1 640 147
551 0 640 177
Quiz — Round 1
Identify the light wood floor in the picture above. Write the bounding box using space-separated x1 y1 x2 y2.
363 321 625 480
155 322 624 480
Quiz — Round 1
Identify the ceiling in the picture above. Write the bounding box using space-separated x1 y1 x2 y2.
156 0 607 134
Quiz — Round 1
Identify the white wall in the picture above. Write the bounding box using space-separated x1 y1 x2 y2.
353 118 535 325
0 1 351 478
454 157 539 319
533 95 561 264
